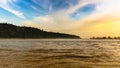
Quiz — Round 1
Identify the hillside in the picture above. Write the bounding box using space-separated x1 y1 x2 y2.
0 23 80 39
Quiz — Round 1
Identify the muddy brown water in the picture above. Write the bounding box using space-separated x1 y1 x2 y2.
0 39 120 68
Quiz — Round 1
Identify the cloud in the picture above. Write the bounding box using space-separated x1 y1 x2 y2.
22 0 98 36
22 0 120 38
32 0 79 12
0 0 25 18
23 11 75 31
78 15 120 38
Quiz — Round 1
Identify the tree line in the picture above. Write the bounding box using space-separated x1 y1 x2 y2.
0 23 80 39
90 36 120 39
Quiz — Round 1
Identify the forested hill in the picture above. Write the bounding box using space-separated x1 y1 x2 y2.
0 23 80 39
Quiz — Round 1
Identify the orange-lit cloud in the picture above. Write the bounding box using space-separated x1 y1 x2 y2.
22 0 120 38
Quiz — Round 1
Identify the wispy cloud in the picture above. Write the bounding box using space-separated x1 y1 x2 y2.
1 0 120 38
22 0 120 38
0 0 25 18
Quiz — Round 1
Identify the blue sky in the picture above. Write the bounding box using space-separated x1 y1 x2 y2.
0 0 95 24
0 0 120 38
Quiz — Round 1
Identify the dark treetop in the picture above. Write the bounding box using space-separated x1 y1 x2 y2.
0 23 80 39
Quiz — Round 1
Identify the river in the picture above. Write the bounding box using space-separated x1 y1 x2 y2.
0 39 120 68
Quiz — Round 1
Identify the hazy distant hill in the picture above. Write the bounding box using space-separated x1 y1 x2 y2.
0 23 80 39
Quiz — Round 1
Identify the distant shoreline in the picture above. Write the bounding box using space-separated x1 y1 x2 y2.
0 23 80 39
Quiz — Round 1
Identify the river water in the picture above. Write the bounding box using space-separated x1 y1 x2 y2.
0 39 120 68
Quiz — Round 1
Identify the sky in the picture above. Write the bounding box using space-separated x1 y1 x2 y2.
0 0 120 38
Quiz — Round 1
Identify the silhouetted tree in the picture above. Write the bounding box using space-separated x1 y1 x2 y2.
0 23 80 39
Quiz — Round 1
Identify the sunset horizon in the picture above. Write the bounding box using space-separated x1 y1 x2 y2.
0 0 120 38
1 0 120 68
